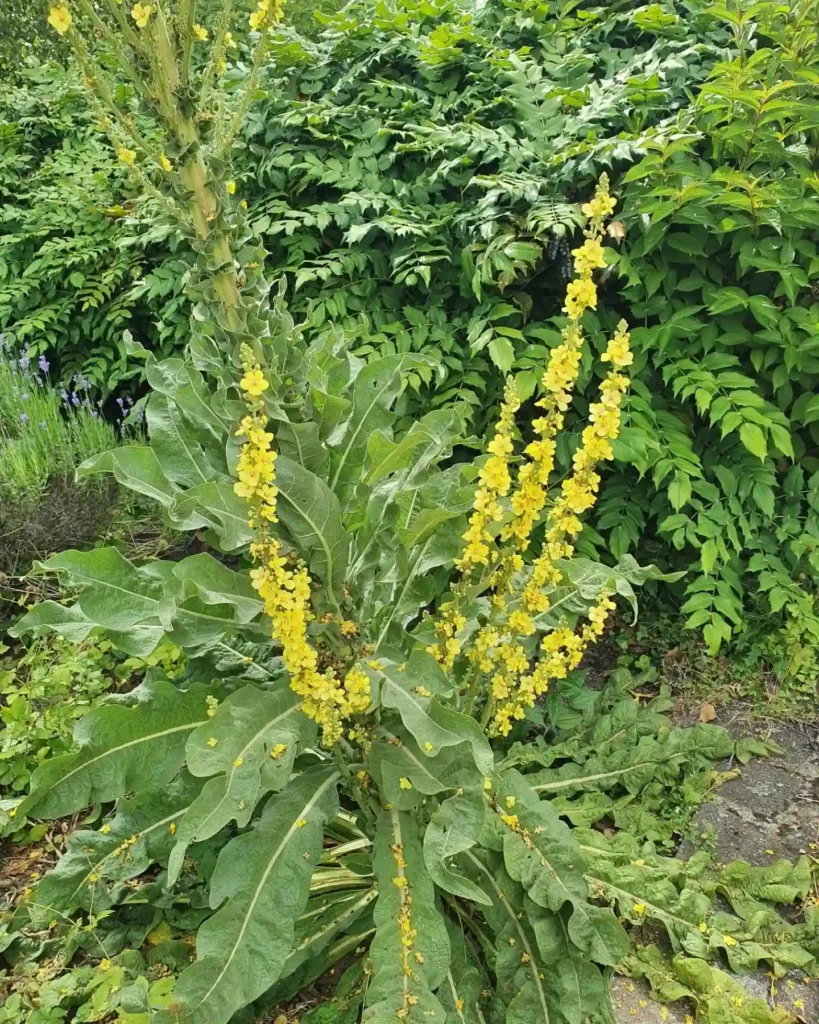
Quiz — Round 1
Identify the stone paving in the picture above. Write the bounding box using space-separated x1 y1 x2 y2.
612 710 819 1023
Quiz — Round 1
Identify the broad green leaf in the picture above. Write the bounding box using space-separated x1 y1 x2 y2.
169 482 254 550
24 681 210 818
32 772 202 921
169 768 340 1024
526 901 608 1024
274 454 351 596
77 447 177 507
364 809 450 1024
327 353 438 492
496 772 629 966
34 548 163 632
167 684 309 884
379 653 493 774
146 392 219 487
424 792 491 905
170 554 263 623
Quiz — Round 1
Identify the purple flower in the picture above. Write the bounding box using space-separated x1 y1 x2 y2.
91 410 99 418
38 355 50 372
71 392 80 406
60 388 69 400
116 397 124 408
21 392 29 400
19 412 27 424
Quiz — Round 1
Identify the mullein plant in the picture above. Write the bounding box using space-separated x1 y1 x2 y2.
9 6 679 1024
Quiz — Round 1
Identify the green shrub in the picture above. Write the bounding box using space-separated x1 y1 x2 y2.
611 0 819 652
233 0 819 652
0 62 190 391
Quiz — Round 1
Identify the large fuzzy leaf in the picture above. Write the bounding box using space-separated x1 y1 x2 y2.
167 684 310 884
463 851 555 1024
32 548 165 633
378 653 493 774
169 481 254 550
31 772 202 922
23 681 210 819
424 792 491 906
364 809 450 1024
167 768 340 1024
274 454 351 596
525 900 609 1024
326 353 438 493
78 446 178 507
495 772 629 968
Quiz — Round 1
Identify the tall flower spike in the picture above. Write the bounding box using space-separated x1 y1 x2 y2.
234 346 369 745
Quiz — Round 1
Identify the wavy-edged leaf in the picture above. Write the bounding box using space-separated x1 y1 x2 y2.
167 684 310 884
77 446 177 507
379 653 492 775
364 809 450 1024
169 482 254 550
168 768 340 1024
495 772 629 967
463 851 554 1024
32 772 202 922
424 792 491 906
327 353 439 492
526 900 608 1024
24 681 210 819
170 554 263 623
146 392 219 487
32 548 163 632
274 454 351 595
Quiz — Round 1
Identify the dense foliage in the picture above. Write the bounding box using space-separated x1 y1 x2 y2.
2 4 819 1024
4 0 818 658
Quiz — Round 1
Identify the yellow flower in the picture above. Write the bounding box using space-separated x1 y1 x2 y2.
206 737 218 748
130 3 153 29
168 822 176 834
296 818 307 828
47 5 72 34
505 796 516 808
226 180 236 195
399 778 413 790
340 619 358 637
224 30 237 49
633 903 646 915
117 146 136 166
193 23 208 41
271 743 287 759
723 934 737 946
239 367 269 396
602 320 633 368
100 823 112 834
571 237 607 274
233 756 244 768
563 277 597 319
159 152 172 172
